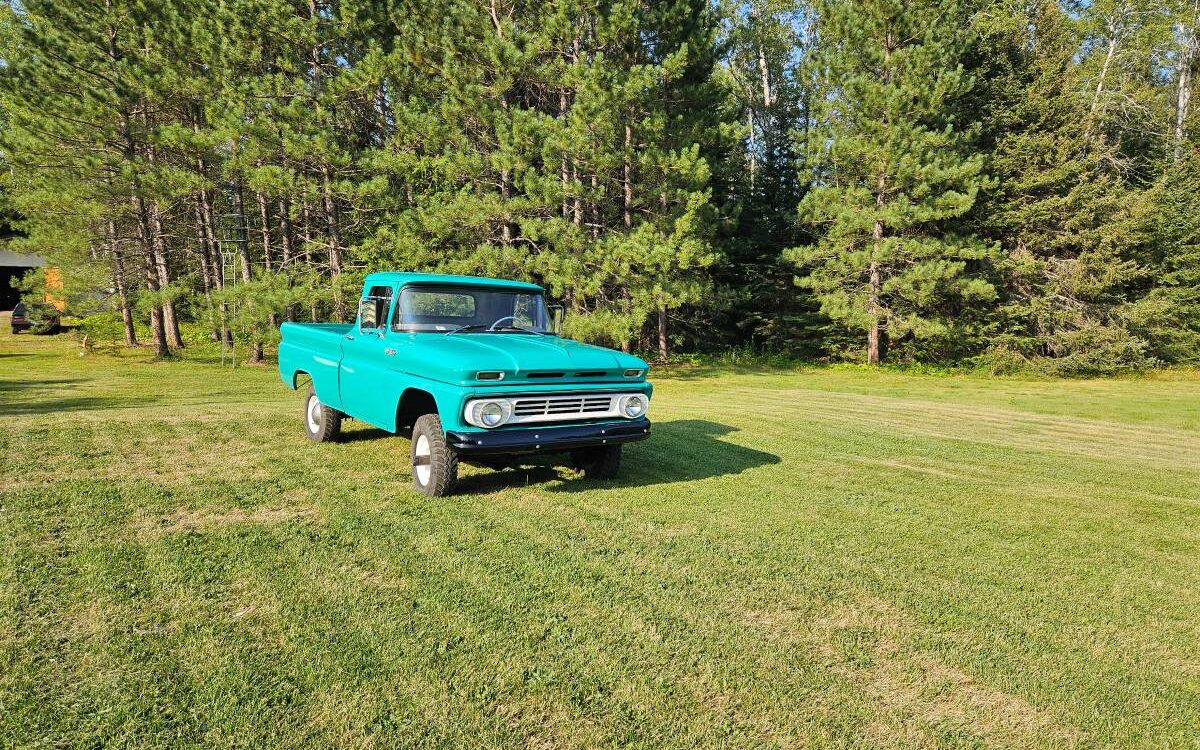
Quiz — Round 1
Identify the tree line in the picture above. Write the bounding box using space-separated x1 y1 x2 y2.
0 0 1197 374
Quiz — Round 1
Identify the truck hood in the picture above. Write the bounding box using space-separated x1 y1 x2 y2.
394 333 648 385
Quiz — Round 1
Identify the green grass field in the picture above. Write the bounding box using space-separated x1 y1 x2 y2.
3 321 1200 749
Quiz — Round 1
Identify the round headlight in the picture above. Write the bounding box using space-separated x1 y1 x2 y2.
479 401 506 427
466 399 512 428
620 394 647 419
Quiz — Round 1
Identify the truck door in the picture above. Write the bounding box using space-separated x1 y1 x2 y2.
339 284 396 429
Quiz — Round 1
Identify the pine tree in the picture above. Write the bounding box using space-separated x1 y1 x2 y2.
1123 154 1200 362
966 0 1155 374
0 0 175 356
714 0 817 353
787 0 997 364
357 0 722 356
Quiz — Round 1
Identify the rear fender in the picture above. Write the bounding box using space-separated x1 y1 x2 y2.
278 339 344 411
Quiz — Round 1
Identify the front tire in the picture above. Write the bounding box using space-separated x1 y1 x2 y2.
304 386 342 442
411 414 458 496
571 445 622 480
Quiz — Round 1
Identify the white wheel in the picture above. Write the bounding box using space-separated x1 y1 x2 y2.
306 394 322 433
414 434 432 487
410 413 458 496
303 385 342 442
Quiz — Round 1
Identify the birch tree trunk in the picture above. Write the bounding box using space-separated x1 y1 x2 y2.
1175 15 1197 161
758 44 772 107
1177 59 1193 160
1089 10 1124 140
1091 33 1118 115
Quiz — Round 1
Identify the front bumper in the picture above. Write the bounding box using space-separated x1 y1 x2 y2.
446 418 651 456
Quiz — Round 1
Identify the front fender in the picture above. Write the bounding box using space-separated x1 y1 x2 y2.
384 371 476 432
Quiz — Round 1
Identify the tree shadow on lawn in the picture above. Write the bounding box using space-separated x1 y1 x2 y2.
455 419 781 494
0 378 165 416
0 378 87 392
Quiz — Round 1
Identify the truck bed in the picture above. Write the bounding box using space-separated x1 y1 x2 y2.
284 323 354 336
278 322 353 408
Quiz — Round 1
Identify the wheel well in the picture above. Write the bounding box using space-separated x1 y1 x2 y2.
292 370 312 390
396 388 438 431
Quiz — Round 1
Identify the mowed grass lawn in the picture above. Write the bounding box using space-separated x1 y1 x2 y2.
3 321 1200 749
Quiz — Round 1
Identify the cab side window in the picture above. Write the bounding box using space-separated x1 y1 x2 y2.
359 285 394 330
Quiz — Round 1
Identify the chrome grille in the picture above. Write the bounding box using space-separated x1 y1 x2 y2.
513 395 613 417
463 391 646 427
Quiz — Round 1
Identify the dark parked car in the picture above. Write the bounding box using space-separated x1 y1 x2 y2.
10 302 60 335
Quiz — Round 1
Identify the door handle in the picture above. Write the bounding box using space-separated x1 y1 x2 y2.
343 334 355 341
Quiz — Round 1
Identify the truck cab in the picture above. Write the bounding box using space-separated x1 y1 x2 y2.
278 272 652 495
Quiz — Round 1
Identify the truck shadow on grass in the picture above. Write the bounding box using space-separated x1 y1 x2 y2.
455 419 781 494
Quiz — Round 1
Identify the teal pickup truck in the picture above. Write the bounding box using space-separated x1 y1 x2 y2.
278 272 652 495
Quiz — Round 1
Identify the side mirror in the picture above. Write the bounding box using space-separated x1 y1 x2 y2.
358 299 376 332
548 304 565 336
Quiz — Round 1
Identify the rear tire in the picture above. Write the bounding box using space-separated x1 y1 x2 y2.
304 386 342 442
571 445 622 480
411 414 458 496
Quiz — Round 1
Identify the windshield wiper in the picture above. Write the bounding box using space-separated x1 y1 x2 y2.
445 323 491 335
493 325 550 336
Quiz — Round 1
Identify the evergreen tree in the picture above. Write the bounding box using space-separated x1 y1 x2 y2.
787 0 997 364
0 0 1195 371
966 0 1156 374
715 0 818 353
359 0 722 356
1123 154 1200 362
0 0 175 355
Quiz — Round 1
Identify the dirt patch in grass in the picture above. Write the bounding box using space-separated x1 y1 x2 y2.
4 422 279 492
811 592 1078 748
134 504 319 538
848 456 976 482
739 593 1078 746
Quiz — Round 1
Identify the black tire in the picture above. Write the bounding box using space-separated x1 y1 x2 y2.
571 445 622 480
304 386 342 442
411 413 458 496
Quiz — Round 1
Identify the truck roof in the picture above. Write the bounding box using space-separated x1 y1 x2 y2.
363 272 543 293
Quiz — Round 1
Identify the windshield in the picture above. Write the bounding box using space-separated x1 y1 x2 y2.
391 285 551 333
